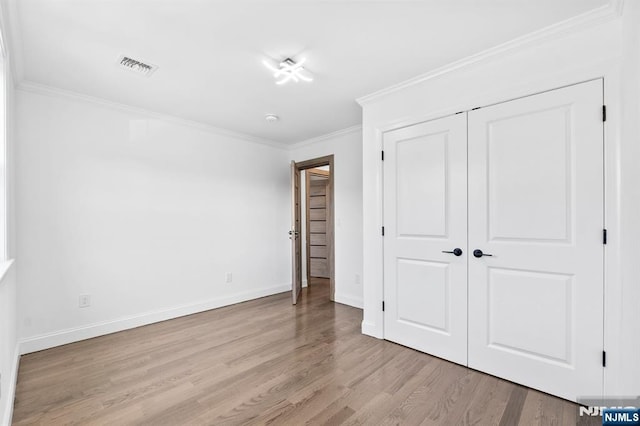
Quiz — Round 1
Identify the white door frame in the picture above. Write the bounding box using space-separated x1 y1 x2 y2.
292 155 336 301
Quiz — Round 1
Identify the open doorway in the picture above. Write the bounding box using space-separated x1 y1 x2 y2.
290 155 334 305
305 167 330 288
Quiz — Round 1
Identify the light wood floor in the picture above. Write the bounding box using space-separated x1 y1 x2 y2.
13 284 596 425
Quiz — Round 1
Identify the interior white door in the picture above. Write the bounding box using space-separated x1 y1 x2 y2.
467 80 604 401
383 113 468 365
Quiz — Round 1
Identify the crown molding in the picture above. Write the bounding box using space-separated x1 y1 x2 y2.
357 1 624 106
2 0 24 82
0 4 7 58
288 124 362 151
17 80 288 150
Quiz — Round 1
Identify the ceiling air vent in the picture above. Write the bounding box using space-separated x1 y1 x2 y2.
117 55 157 77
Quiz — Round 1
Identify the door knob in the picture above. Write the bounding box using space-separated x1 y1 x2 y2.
442 248 463 256
473 249 493 258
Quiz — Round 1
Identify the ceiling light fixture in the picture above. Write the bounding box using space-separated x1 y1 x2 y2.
117 55 158 77
262 57 313 85
265 114 279 122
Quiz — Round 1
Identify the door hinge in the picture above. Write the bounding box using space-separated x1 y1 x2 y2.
603 105 607 122
602 351 607 367
382 301 385 311
603 229 607 245
381 150 385 161
381 226 385 236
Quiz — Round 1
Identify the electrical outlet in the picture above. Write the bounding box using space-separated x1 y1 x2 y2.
355 274 361 285
225 272 233 283
79 294 91 308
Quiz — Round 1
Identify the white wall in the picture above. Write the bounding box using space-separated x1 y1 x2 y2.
290 128 363 308
15 88 292 353
615 0 640 395
359 7 638 397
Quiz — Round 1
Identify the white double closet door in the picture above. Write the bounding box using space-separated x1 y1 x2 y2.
382 79 604 401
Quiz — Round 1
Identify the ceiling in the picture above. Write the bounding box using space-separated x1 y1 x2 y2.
9 0 609 145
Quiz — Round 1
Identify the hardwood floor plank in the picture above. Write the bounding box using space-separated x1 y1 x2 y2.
498 384 528 426
344 360 445 426
316 405 356 425
381 362 467 425
13 286 590 425
454 375 513 426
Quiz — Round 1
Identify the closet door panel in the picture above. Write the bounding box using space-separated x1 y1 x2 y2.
467 79 604 401
383 113 468 366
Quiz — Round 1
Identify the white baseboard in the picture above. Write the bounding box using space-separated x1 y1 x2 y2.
361 320 383 339
19 284 290 355
1 343 20 426
335 293 363 309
